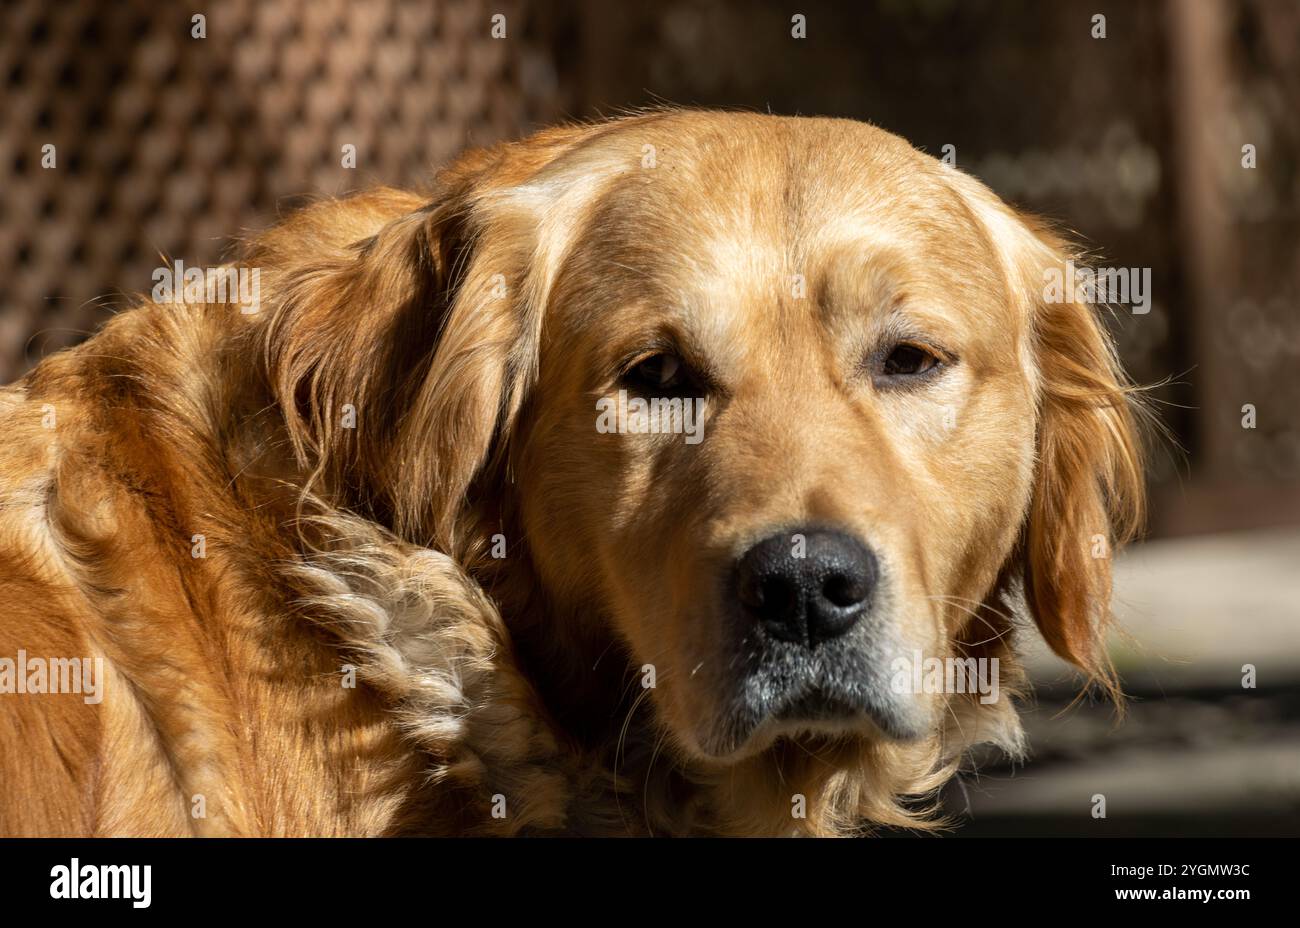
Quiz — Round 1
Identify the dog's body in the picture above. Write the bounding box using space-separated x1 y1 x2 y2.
0 111 1144 836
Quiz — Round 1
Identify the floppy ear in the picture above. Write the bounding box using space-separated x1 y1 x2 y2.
947 170 1147 685
257 124 605 550
256 153 550 552
1015 218 1147 689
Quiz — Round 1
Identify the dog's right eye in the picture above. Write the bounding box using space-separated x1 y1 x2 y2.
621 353 698 396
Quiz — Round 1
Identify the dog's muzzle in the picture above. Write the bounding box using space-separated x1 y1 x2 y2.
703 526 926 756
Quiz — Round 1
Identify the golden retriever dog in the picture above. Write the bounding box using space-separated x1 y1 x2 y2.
0 110 1144 836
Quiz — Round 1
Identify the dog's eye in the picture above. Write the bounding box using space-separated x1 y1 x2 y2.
880 343 940 378
622 353 697 396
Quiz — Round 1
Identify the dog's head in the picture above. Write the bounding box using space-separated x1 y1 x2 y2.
262 111 1144 824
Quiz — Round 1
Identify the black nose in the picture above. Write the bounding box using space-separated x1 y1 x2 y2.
733 529 878 646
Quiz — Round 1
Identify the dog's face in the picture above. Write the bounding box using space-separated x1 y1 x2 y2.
273 111 1143 779
513 119 1039 760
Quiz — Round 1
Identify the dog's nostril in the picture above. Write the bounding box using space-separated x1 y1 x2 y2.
822 571 867 608
758 576 799 617
739 574 796 616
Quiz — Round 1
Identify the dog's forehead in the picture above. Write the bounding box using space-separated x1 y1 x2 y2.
504 114 957 231
632 120 975 260
501 114 1012 342
598 115 956 234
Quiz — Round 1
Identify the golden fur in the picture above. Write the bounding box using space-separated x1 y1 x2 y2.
0 111 1144 836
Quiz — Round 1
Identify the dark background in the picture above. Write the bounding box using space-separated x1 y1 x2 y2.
2 0 1297 835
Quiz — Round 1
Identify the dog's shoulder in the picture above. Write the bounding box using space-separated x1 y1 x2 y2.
0 303 426 835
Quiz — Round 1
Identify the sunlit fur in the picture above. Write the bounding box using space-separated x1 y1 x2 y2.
0 111 1144 836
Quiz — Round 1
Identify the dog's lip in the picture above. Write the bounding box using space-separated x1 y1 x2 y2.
772 689 862 722
699 680 927 760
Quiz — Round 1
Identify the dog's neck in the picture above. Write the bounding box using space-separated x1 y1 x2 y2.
475 543 643 752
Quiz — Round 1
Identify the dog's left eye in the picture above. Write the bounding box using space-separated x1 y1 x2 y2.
880 343 941 378
622 353 698 396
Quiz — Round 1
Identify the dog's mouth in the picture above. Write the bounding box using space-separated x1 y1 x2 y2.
692 648 931 760
773 689 862 722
